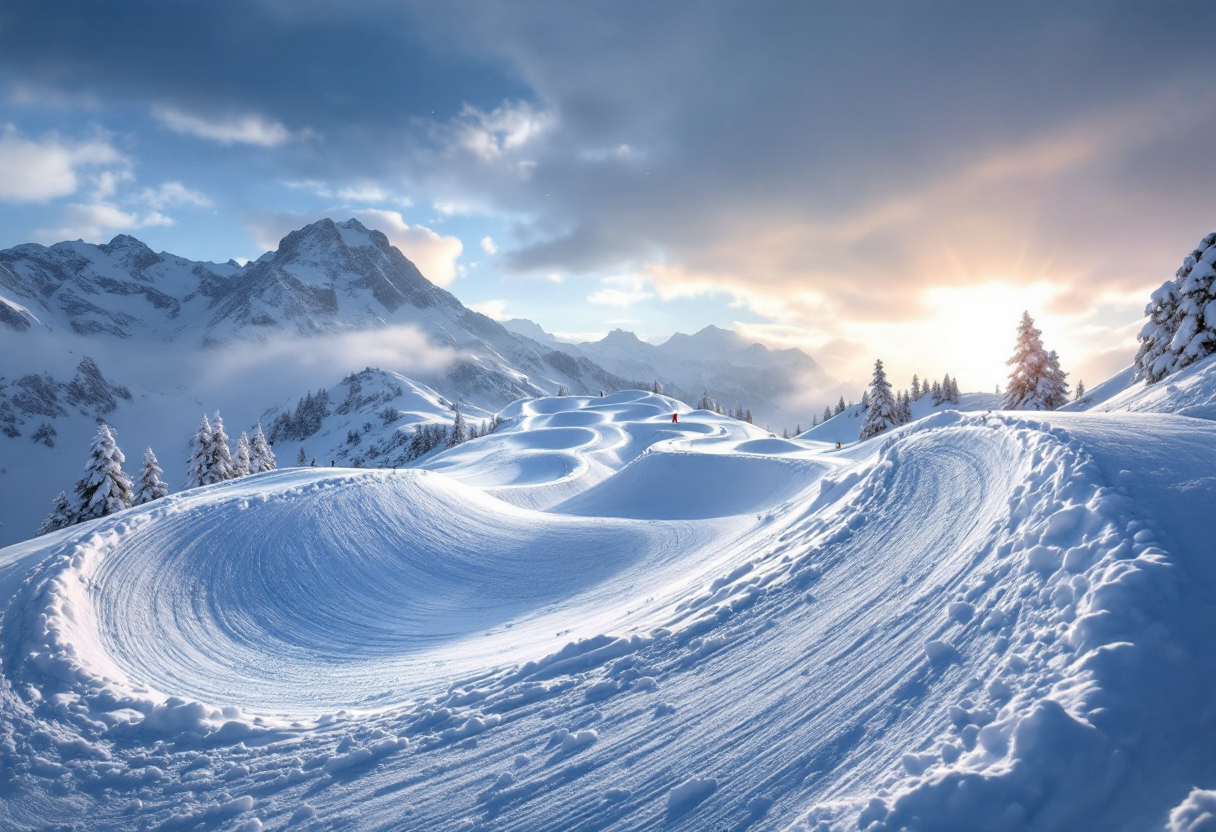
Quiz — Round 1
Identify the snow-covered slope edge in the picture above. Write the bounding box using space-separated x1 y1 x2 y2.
1 398 1213 830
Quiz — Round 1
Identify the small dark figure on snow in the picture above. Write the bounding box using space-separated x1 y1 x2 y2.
672 412 678 423
310 458 316 466
835 441 842 450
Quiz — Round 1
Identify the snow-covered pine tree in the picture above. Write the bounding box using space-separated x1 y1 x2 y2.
943 375 960 404
697 391 716 410
745 408 753 424
1134 279 1182 383
651 380 663 394
234 432 252 477
38 491 76 535
796 424 802 435
207 411 235 483
297 447 307 466
822 406 832 422
185 415 212 489
74 422 134 521
134 447 169 505
1075 380 1086 401
249 423 276 473
556 384 569 396
911 375 921 400
834 396 846 416
782 427 790 439
859 360 899 440
860 390 870 411
931 380 942 404
1167 234 1216 375
447 407 467 448
1003 311 1065 410
1043 350 1071 409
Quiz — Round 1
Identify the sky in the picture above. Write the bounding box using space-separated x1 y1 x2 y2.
2 1 1215 398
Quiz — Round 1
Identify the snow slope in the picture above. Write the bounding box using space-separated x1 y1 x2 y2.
799 390 1003 445
0 393 1214 831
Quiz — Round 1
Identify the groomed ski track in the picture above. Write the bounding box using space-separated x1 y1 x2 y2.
1 391 1213 831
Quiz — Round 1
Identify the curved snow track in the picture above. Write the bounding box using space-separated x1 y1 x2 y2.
1 394 1215 832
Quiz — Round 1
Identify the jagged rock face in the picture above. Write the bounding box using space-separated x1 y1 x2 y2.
0 357 131 440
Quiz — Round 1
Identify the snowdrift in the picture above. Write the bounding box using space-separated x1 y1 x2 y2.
1 394 1214 832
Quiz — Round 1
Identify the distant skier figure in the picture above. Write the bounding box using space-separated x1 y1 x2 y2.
672 412 679 423
310 458 316 466
330 460 335 466
835 441 842 450
599 390 604 397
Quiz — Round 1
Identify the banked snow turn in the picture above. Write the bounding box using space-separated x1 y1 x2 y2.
0 390 1213 831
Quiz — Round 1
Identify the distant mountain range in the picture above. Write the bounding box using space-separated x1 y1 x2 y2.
503 319 829 418
0 217 831 545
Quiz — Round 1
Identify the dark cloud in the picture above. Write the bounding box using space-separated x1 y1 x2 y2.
0 0 528 127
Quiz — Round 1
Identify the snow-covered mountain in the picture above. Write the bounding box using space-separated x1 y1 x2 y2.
2 373 1215 830
504 318 834 428
0 218 627 400
0 219 642 545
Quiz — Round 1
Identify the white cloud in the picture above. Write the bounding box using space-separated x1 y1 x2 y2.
0 125 125 202
480 236 497 255
349 209 464 287
90 168 135 201
35 202 173 243
139 181 212 210
552 330 606 344
587 274 654 308
153 107 298 147
468 299 508 320
456 101 555 163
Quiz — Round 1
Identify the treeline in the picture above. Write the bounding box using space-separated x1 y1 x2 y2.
38 411 277 536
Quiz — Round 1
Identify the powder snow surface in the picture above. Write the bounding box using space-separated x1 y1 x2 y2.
1 389 1214 831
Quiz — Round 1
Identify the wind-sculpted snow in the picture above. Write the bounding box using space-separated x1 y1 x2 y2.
0 394 1214 831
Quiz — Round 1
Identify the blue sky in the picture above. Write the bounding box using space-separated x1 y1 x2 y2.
2 1 1215 394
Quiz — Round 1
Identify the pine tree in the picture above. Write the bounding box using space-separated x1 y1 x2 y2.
185 414 212 488
859 360 899 440
557 384 569 396
1133 232 1216 383
297 447 307 466
651 380 663 394
1134 279 1182 383
823 406 832 422
1003 311 1066 410
234 432 252 477
38 491 76 535
745 408 753 424
74 422 134 521
207 411 235 483
1042 350 1071 409
134 447 169 505
796 424 802 435
697 391 716 410
782 427 790 439
1075 380 1086 401
931 379 942 405
447 407 467 448
860 390 871 411
834 396 846 416
911 375 921 401
1167 236 1216 375
249 423 276 473
942 375 960 405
